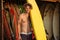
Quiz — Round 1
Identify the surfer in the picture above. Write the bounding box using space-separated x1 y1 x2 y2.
18 3 32 40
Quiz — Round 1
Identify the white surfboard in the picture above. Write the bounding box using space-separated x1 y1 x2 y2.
27 0 47 40
53 4 59 40
43 4 53 39
44 4 59 40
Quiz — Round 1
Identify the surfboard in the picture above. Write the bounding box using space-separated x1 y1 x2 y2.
44 3 59 40
53 4 59 40
43 4 53 39
27 0 47 40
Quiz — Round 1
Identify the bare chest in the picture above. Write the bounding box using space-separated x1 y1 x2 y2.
21 16 30 24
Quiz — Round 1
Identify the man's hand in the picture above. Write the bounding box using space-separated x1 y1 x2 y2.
19 36 22 40
19 35 22 40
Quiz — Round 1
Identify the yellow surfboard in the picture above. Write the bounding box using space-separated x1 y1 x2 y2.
27 0 47 40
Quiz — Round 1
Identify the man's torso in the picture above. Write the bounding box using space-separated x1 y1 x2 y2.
21 14 31 33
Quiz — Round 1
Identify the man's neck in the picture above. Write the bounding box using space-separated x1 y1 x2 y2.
25 12 29 16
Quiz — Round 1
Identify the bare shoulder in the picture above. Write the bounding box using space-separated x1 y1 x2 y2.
19 13 25 18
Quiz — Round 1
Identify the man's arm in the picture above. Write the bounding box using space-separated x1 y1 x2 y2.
18 15 22 40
